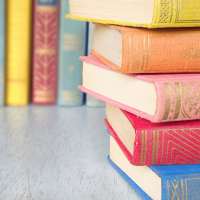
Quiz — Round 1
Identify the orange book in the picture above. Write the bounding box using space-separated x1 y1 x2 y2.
92 24 200 74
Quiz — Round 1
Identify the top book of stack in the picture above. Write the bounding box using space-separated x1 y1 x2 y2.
67 0 200 28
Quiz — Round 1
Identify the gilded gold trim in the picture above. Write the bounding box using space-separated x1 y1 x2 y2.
151 130 155 164
143 131 147 165
162 83 171 121
155 130 159 164
140 131 144 165
173 82 182 119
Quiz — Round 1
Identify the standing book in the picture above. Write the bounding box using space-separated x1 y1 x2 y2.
6 0 32 105
58 0 87 106
86 22 105 107
0 0 5 106
32 0 59 105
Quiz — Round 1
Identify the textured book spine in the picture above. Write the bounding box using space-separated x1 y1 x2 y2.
58 0 87 106
67 0 200 28
105 119 200 166
109 155 200 200
154 79 200 122
0 0 5 106
32 0 59 105
161 173 200 200
93 27 200 74
6 0 32 105
86 23 105 107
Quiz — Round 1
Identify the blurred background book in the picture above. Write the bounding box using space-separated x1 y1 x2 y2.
0 0 103 107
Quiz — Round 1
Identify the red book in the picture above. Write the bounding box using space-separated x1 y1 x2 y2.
32 0 59 105
106 103 200 166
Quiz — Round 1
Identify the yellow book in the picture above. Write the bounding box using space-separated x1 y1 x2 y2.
67 0 200 28
6 0 32 105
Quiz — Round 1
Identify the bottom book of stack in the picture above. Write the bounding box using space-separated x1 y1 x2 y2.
109 136 200 200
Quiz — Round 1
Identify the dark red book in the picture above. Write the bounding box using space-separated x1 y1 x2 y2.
32 0 59 105
106 103 200 166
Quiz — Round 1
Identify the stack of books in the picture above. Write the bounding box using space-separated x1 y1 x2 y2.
68 0 200 199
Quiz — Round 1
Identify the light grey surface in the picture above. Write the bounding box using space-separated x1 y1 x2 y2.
0 106 141 200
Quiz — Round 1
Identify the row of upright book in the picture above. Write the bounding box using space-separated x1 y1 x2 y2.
68 0 200 199
0 0 105 107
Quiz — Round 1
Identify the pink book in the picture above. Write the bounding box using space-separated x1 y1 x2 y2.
32 0 59 105
79 56 200 123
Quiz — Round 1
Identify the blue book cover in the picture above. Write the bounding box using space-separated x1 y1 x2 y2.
86 22 105 107
0 0 5 106
109 155 200 200
58 0 87 106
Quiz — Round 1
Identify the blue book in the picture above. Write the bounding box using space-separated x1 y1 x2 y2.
0 0 5 106
109 136 200 200
86 22 105 107
58 0 87 106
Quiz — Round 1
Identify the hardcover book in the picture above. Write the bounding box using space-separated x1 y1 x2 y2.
106 103 200 166
92 24 200 74
0 0 5 106
86 22 105 107
79 56 200 123
6 0 32 105
58 0 87 106
67 0 200 28
109 135 200 200
32 0 59 105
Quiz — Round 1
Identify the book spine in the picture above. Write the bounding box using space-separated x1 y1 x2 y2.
57 0 87 106
86 22 105 107
120 30 200 74
6 0 32 105
105 119 200 166
0 0 5 106
152 0 200 28
32 0 59 105
161 173 200 200
67 0 200 28
154 79 200 122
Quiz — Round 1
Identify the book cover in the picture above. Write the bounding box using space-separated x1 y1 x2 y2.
6 0 32 105
79 56 200 123
92 24 200 74
86 22 105 107
32 0 59 105
109 136 200 199
67 0 200 28
106 115 200 165
109 155 200 200
57 0 87 106
0 0 5 106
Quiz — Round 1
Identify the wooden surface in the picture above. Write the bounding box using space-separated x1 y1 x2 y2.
0 106 141 200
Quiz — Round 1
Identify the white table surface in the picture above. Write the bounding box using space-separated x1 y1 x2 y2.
0 105 142 200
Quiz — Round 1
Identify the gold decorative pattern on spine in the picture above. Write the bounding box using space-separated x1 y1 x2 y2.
162 83 171 120
140 131 144 165
151 130 156 164
173 82 182 119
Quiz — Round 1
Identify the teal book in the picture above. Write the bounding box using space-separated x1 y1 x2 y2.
110 136 200 200
86 22 105 107
0 0 5 106
58 0 87 106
